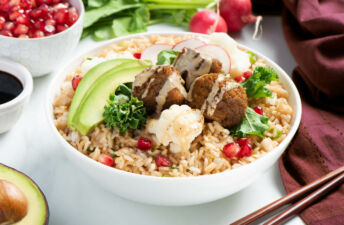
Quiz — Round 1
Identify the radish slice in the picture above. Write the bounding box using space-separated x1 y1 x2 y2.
172 39 206 52
196 44 231 73
141 44 172 64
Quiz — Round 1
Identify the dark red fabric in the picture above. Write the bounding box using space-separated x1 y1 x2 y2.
276 0 344 224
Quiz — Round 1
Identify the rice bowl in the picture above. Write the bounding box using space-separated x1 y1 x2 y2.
46 32 301 205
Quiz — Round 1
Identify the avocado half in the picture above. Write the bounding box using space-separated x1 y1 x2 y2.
0 164 49 225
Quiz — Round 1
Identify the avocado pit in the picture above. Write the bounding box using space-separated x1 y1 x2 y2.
0 180 28 224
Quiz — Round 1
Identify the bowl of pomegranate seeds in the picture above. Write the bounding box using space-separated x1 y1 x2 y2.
0 0 84 76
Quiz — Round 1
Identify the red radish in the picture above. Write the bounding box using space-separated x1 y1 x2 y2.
196 44 231 73
137 137 152 151
220 0 257 32
223 142 241 158
155 154 172 167
140 44 172 64
98 154 114 167
172 38 206 52
189 10 227 34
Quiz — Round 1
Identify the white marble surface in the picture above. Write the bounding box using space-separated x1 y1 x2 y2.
0 16 305 225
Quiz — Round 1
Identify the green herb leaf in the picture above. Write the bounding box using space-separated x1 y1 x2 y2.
169 166 179 170
231 107 269 138
272 130 282 139
248 51 256 64
103 84 147 133
242 66 279 98
156 49 179 65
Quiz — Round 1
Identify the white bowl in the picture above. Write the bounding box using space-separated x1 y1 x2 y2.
46 32 302 206
0 58 33 133
0 0 84 77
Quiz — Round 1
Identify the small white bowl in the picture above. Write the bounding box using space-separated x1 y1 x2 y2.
46 32 302 206
0 0 84 77
0 58 33 133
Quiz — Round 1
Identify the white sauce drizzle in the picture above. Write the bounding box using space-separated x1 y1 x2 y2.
201 74 240 117
142 78 155 99
155 71 187 113
133 66 157 88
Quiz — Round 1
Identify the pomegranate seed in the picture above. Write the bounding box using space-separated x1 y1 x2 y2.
0 0 8 4
237 138 252 147
133 53 141 59
18 34 28 38
36 0 51 5
38 4 49 15
14 24 28 35
8 0 20 7
53 2 67 10
0 17 5 30
16 14 30 25
238 143 252 158
72 75 82 90
254 106 263 115
45 18 55 26
9 10 22 20
53 8 67 23
67 7 78 25
43 23 54 33
243 71 252 79
98 154 114 167
234 76 245 82
1 29 13 36
223 142 241 158
33 19 44 30
56 23 67 32
33 30 44 37
51 0 60 4
155 154 172 167
2 3 11 11
30 8 42 18
4 21 15 31
137 137 152 150
20 0 34 9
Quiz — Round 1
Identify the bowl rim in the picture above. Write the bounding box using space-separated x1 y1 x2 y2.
0 0 85 41
0 58 33 110
46 31 302 182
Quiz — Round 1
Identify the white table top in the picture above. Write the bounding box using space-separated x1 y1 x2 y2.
0 16 305 225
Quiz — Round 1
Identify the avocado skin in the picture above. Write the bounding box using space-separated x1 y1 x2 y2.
68 58 136 129
73 62 151 135
0 163 49 225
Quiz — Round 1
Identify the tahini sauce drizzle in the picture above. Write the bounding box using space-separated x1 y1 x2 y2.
155 70 187 113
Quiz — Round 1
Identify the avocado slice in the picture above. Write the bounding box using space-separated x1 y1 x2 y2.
68 58 137 129
0 164 49 225
73 63 151 135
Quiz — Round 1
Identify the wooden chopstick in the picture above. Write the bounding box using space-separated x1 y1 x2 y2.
263 171 344 225
231 166 344 225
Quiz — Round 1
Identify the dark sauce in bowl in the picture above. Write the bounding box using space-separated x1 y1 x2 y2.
0 71 23 104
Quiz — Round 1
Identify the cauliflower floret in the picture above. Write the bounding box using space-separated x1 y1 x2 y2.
209 32 251 77
147 105 204 153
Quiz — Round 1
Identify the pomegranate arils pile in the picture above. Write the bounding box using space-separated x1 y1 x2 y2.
223 138 253 159
0 0 79 38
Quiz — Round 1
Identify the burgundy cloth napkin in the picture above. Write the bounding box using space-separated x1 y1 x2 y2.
276 0 344 224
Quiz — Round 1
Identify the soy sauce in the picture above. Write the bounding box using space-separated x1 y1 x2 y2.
0 71 23 104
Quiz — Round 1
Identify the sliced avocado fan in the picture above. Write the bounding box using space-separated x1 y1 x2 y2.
68 58 137 129
71 60 151 135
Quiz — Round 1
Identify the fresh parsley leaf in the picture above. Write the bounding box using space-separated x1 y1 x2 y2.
103 84 147 133
156 49 179 65
242 66 279 98
248 51 256 64
231 107 269 138
169 166 179 170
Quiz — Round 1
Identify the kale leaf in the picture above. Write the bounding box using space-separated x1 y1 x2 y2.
103 83 147 133
242 66 279 98
230 107 269 138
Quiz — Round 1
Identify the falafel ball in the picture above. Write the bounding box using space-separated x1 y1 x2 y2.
132 65 187 114
173 47 223 90
188 73 247 128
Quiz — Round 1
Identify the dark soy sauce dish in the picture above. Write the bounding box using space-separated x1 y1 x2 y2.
0 71 23 104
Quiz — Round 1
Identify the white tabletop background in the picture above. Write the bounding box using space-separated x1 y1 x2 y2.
0 16 305 225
